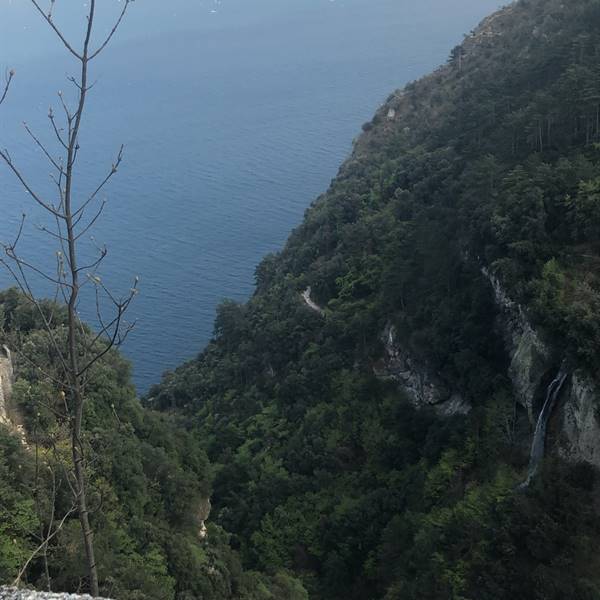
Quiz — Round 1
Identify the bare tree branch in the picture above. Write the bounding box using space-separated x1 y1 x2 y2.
48 107 69 150
0 150 65 219
77 247 107 274
57 90 74 125
29 0 82 60
90 0 132 60
74 200 107 241
3 245 72 289
23 122 65 174
12 503 76 588
0 69 15 106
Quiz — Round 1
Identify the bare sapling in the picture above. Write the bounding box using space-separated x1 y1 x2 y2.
0 1 136 594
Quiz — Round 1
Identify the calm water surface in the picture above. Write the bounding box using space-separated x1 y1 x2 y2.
0 0 501 391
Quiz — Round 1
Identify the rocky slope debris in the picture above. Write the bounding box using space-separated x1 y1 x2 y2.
0 589 111 600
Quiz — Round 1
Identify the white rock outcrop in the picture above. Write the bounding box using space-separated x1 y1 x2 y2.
0 345 15 425
198 497 212 540
375 324 470 416
483 268 553 423
0 589 111 600
559 371 600 469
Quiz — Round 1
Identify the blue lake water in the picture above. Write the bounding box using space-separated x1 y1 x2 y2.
0 0 502 391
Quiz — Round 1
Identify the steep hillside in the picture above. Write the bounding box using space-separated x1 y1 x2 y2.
148 1 600 598
0 290 307 599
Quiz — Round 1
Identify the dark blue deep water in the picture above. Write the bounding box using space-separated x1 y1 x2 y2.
0 0 501 391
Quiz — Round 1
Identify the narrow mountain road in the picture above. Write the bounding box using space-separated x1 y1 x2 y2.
301 287 325 316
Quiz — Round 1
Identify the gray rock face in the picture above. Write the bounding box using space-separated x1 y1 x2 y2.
197 497 212 540
483 268 600 469
508 326 551 423
374 324 471 416
0 589 112 600
483 268 553 423
0 346 28 446
0 345 14 425
560 371 600 469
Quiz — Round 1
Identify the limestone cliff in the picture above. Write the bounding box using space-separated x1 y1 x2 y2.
375 266 600 470
483 268 554 423
0 345 14 426
484 269 600 469
560 372 600 469
374 323 471 417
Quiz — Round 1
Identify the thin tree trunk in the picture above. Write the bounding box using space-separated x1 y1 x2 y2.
2 2 134 591
64 1 99 593
42 542 51 592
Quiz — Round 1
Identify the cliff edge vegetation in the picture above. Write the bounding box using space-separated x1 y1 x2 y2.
0 289 306 599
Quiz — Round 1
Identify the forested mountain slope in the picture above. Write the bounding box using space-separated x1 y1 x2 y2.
0 291 307 599
148 0 600 598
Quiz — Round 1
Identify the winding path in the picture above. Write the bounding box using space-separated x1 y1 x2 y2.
301 287 325 316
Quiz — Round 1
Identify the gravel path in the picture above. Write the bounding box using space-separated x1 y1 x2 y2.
0 589 112 600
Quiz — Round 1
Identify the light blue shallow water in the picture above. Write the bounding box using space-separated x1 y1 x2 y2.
0 0 502 391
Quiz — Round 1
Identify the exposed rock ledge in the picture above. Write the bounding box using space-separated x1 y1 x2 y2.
0 345 15 425
0 589 111 600
0 346 29 446
560 371 600 469
197 496 212 540
483 268 553 423
374 323 471 417
483 267 600 469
